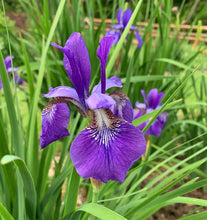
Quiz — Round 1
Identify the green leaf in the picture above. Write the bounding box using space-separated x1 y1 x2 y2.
26 0 66 177
77 203 127 220
63 167 80 217
0 52 23 158
179 211 207 220
1 155 37 220
0 203 14 220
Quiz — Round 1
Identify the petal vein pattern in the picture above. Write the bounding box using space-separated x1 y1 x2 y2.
70 109 146 183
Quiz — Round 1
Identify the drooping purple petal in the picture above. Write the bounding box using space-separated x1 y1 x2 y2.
122 9 133 29
70 108 146 183
117 8 123 24
138 121 148 132
105 30 121 44
137 109 168 136
111 24 124 30
158 111 168 125
51 33 91 106
43 86 87 117
43 86 79 101
133 108 144 120
109 90 134 122
0 80 2 90
14 75 23 85
97 36 115 94
135 101 146 110
145 119 163 136
40 103 70 149
4 56 13 71
86 93 115 109
130 25 137 30
147 89 164 109
135 31 143 49
92 76 122 93
7 67 19 73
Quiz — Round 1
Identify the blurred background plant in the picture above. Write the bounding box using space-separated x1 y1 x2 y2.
0 0 207 219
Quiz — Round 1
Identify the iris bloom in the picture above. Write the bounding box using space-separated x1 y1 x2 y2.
40 32 146 183
0 56 23 90
133 89 168 136
106 8 143 49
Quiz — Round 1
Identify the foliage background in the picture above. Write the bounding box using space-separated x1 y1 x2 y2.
0 0 207 219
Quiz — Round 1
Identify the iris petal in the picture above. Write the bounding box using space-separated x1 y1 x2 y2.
109 90 134 122
92 76 122 93
40 103 70 149
105 30 121 44
117 8 123 24
135 31 143 49
63 33 91 95
97 36 115 94
51 33 91 105
111 24 124 30
86 93 115 109
43 86 79 100
44 87 87 117
70 109 146 183
147 89 164 109
122 9 133 28
4 56 13 70
14 75 23 85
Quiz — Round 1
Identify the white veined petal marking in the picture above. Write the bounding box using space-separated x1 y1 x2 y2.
87 108 122 147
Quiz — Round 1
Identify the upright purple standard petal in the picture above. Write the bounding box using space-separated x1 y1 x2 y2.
97 36 115 94
63 33 91 95
40 103 70 149
147 89 164 109
141 90 148 107
51 33 91 106
70 109 146 183
122 9 132 28
117 8 123 24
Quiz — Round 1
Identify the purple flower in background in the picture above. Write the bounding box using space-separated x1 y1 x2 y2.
0 56 23 90
106 8 143 49
40 32 146 183
133 89 168 136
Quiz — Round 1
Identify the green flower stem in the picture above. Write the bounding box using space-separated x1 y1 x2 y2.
89 178 102 220
63 167 80 217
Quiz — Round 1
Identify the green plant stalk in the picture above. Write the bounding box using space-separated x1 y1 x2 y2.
0 203 14 220
26 0 66 177
20 35 34 103
63 167 80 217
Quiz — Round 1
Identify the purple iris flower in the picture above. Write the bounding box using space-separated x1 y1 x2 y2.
40 32 146 183
106 8 143 49
133 89 168 136
0 56 23 90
